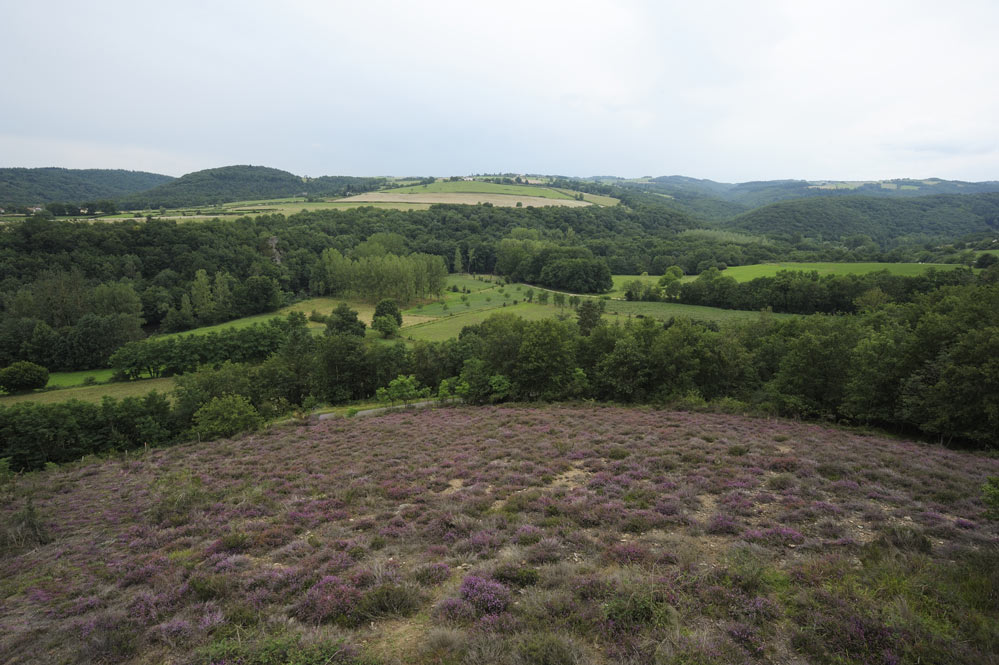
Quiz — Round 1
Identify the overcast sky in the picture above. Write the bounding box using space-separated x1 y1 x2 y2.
2 0 997 181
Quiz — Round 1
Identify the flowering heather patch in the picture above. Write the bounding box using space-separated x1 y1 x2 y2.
1 406 997 664
459 575 511 615
293 576 361 626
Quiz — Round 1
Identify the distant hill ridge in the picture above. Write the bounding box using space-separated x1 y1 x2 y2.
721 192 999 245
0 167 173 205
118 165 385 208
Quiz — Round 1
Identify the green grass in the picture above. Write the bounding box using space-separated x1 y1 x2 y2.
154 298 389 341
600 299 792 323
404 302 561 341
0 377 176 406
608 274 663 298
45 368 115 388
550 188 619 206
718 262 967 281
386 180 576 199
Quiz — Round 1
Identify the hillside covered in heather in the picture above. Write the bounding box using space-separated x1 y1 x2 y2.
2 406 996 665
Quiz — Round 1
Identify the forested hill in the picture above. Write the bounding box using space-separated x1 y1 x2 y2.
118 165 384 208
620 176 999 221
0 167 173 205
721 193 999 245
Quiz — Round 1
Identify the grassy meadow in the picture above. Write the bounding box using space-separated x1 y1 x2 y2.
0 377 175 406
718 261 969 281
2 405 995 664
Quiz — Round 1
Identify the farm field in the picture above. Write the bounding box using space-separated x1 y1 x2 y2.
333 191 590 208
404 301 563 342
386 180 577 198
0 376 174 406
718 261 968 281
2 406 995 664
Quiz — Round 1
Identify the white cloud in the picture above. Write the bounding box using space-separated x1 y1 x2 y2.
1 0 997 180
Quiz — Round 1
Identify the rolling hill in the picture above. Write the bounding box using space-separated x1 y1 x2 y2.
621 176 999 221
721 193 999 245
118 166 384 209
0 168 173 206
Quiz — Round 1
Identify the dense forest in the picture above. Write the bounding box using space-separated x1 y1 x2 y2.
0 168 173 206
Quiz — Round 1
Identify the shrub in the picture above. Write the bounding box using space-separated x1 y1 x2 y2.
0 361 49 393
372 315 399 338
492 562 540 588
150 470 209 526
459 575 510 614
414 562 451 586
294 576 362 626
517 633 581 665
873 525 931 554
357 583 424 620
1 498 50 551
983 477 999 519
192 394 262 440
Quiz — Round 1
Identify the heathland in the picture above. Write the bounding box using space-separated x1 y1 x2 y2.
1 406 996 664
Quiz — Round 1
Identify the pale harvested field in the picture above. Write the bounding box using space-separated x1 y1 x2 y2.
334 192 592 207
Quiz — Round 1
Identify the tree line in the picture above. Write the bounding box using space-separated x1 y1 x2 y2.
624 266 977 315
4 273 997 470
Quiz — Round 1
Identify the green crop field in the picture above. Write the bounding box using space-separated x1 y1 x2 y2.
0 377 175 406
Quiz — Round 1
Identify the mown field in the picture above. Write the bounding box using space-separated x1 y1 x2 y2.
2 406 995 664
334 192 590 208
0 377 175 406
384 181 576 199
718 262 968 281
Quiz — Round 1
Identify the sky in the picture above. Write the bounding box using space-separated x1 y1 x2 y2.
2 0 998 182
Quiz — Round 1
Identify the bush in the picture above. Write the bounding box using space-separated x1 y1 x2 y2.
357 583 424 620
983 477 999 519
192 394 262 440
372 315 399 338
0 361 49 393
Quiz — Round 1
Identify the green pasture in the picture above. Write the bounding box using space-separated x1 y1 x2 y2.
404 302 561 342
152 297 396 341
0 377 175 406
718 261 968 281
599 299 792 323
46 368 115 388
386 180 575 199
608 274 664 298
